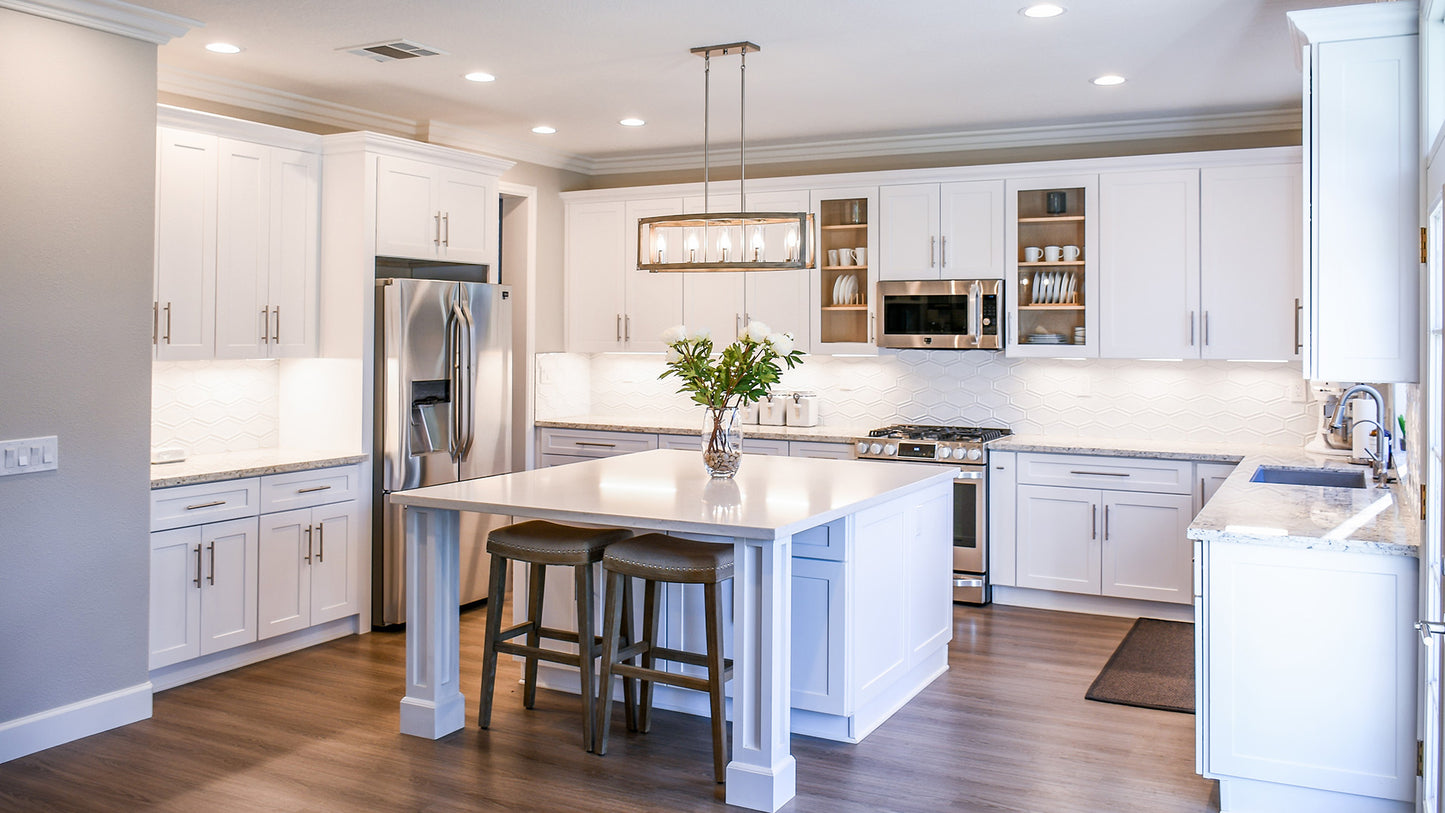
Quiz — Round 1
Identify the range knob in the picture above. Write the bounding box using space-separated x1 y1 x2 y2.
869 443 883 455
884 444 897 456
937 446 953 460
856 442 869 455
966 448 982 461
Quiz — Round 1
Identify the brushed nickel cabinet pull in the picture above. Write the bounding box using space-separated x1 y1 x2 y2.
1189 311 1196 346
940 235 947 268
1091 505 1097 540
296 485 332 494
304 525 313 564
624 315 631 341
930 236 937 268
1294 298 1303 354
1203 311 1210 346
206 542 216 585
1069 470 1129 477
434 212 441 246
442 212 450 246
163 302 172 344
193 544 202 588
1103 506 1110 540
316 523 324 563
272 305 280 343
575 441 617 448
261 305 271 344
152 302 159 346
616 314 622 342
185 500 226 510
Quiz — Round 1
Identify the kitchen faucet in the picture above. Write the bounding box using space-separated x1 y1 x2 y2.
1329 384 1391 486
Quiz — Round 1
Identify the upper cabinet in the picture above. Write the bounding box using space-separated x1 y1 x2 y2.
1006 175 1099 357
375 155 496 264
812 186 880 354
878 181 1004 281
564 196 685 352
1289 3 1419 383
155 113 321 361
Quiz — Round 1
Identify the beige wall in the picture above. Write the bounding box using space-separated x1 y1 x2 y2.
0 9 156 724
496 161 588 353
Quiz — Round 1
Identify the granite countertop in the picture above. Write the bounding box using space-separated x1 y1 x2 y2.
989 433 1274 463
151 449 366 489
536 416 870 445
1187 448 1418 557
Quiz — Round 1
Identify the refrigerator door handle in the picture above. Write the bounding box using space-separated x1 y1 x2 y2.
445 298 461 461
456 292 476 460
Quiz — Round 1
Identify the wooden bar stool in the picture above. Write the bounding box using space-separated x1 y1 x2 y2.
595 533 734 783
478 520 634 752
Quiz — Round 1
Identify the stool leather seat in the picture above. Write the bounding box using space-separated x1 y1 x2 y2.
600 534 735 584
486 519 630 565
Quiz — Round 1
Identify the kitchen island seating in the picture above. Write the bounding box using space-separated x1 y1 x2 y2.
596 533 735 783
477 520 633 752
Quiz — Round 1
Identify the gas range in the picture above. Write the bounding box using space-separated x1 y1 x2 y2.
854 424 1012 463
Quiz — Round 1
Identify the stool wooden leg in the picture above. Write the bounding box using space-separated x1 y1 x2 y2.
523 562 546 709
639 579 660 734
704 580 728 784
595 569 625 756
620 577 637 732
575 562 597 752
477 553 509 728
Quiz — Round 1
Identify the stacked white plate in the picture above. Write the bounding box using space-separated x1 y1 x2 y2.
1025 333 1067 344
1030 270 1077 304
831 274 859 305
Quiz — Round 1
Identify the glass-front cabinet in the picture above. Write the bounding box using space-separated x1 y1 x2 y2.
810 186 879 355
1005 175 1099 357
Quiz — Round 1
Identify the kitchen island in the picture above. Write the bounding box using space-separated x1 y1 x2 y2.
389 448 956 812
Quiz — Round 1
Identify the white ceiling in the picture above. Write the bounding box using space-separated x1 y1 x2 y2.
140 0 1361 171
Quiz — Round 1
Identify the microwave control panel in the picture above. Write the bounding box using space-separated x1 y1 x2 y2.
980 295 998 336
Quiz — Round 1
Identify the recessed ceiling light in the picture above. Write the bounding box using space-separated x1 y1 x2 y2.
1021 3 1066 18
531 125 557 135
205 42 242 54
1092 74 1127 86
464 72 496 83
619 118 646 127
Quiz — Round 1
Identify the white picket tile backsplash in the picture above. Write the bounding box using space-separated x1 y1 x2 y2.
537 351 1316 446
152 360 280 455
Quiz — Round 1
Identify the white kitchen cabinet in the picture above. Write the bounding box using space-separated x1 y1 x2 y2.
375 155 496 264
878 181 1005 281
811 186 880 355
1098 169 1200 359
1199 164 1302 361
1200 540 1416 810
256 465 361 639
149 516 259 670
1098 491 1194 603
789 441 855 460
1290 4 1419 383
1016 484 1100 594
214 140 319 359
1196 462 1237 512
1006 175 1100 357
624 198 686 352
154 127 218 360
657 432 790 456
564 197 685 352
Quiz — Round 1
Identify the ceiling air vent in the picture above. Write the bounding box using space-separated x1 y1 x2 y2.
341 39 448 63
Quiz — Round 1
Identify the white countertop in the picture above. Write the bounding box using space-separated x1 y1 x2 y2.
390 448 956 540
150 448 366 489
1188 448 1419 557
536 416 869 445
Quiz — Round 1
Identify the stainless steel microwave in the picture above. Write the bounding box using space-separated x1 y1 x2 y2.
877 279 1004 350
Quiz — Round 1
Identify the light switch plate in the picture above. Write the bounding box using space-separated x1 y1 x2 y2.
0 436 58 476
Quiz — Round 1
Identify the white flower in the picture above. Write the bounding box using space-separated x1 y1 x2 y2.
689 325 711 341
745 320 771 342
766 332 794 355
665 347 681 364
660 324 687 344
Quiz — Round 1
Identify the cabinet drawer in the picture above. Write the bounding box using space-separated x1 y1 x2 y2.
539 428 657 458
789 441 856 460
152 478 261 532
1016 453 1191 494
260 465 359 514
792 518 846 562
659 433 789 456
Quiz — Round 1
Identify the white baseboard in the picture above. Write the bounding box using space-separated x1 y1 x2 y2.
0 682 152 764
150 615 361 692
991 585 1196 622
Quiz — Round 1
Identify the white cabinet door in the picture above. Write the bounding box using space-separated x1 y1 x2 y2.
311 501 359 624
214 138 270 359
878 183 940 280
742 189 813 349
682 194 747 342
437 167 494 264
939 180 1005 280
1308 34 1419 383
375 155 441 260
267 147 319 358
154 127 217 360
791 556 846 714
1098 169 1200 359
904 481 952 665
1200 164 1302 361
150 526 203 669
1100 491 1193 604
987 451 1018 588
623 197 685 351
1196 462 1237 512
564 200 628 352
1015 484 1100 594
198 517 259 657
258 508 311 640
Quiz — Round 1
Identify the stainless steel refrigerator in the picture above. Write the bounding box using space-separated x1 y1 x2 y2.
373 277 512 627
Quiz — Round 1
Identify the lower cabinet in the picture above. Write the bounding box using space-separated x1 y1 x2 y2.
258 502 358 639
537 426 855 467
149 517 259 669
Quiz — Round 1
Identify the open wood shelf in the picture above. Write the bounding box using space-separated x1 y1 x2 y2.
824 264 867 271
822 223 868 231
1019 304 1085 310
1018 215 1086 223
1018 260 1085 267
821 305 868 311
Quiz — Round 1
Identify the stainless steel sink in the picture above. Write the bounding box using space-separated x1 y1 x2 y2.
1248 465 1369 489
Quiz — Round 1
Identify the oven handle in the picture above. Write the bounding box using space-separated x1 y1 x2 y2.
953 576 986 588
954 469 984 481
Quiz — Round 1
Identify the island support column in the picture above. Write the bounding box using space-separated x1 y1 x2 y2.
726 533 797 812
399 505 467 739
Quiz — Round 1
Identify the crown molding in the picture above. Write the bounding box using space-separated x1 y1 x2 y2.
583 108 1302 175
158 65 420 138
420 121 592 175
2 0 198 44
1288 0 1418 46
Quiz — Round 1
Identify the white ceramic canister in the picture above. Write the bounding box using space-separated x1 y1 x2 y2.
740 400 760 424
785 391 819 427
758 395 788 426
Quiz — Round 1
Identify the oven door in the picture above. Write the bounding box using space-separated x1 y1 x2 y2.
952 466 989 604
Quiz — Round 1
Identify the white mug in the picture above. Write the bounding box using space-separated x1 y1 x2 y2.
827 249 839 266
854 247 867 266
1024 246 1044 262
1063 245 1082 261
1044 245 1063 263
837 248 855 266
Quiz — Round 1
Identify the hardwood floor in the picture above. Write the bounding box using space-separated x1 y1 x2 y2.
0 602 1218 812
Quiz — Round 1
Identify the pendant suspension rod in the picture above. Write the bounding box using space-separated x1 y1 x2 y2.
739 49 747 212
703 51 710 215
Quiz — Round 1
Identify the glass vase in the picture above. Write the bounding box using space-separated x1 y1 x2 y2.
702 406 743 478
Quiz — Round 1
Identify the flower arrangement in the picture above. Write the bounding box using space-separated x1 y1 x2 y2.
660 321 804 476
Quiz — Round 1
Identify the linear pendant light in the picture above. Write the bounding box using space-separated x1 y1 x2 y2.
637 42 813 273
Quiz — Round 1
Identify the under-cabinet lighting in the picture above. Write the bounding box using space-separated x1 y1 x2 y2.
1021 3 1066 18
205 42 242 54
1226 359 1288 364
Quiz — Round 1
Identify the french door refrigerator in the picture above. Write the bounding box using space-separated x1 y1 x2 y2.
373 277 512 627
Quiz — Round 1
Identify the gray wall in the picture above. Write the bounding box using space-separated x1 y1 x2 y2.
0 9 155 721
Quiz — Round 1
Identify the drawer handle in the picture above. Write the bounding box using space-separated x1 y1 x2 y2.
193 544 202 588
575 441 618 448
953 577 984 588
296 485 332 494
186 500 227 510
1068 470 1129 477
